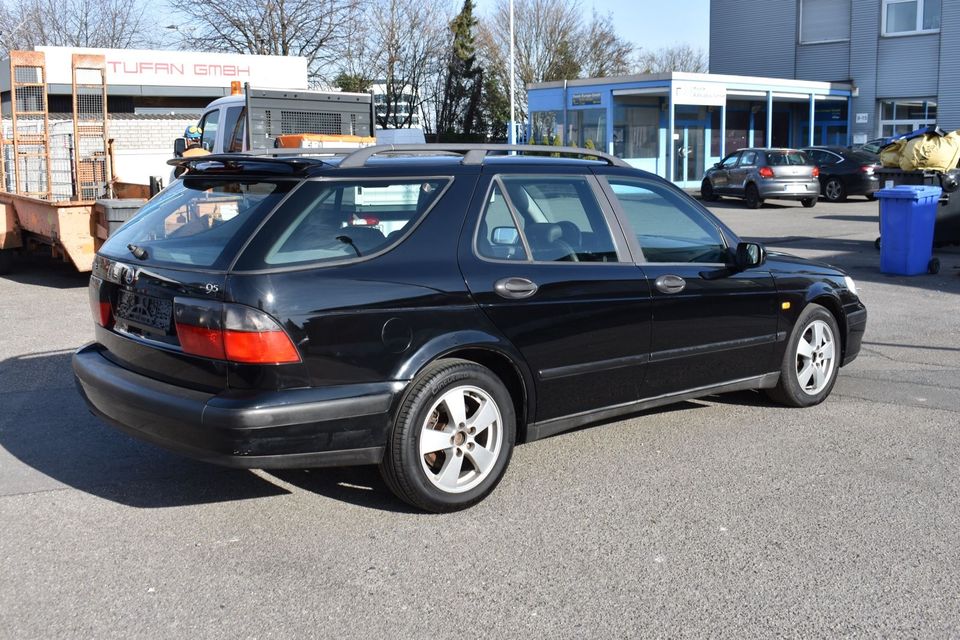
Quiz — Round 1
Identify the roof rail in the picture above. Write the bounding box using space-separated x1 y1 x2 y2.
336 144 632 169
166 144 633 169
166 148 362 167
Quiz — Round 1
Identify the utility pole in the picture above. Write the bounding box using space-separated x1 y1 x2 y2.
508 0 515 145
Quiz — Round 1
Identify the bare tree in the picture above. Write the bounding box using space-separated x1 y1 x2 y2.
481 0 635 120
166 0 360 83
580 11 633 79
0 0 150 52
634 44 709 74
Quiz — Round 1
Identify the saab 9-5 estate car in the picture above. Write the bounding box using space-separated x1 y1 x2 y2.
73 144 867 512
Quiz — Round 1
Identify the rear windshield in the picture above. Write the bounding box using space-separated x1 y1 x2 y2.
766 151 809 166
233 178 449 270
101 178 294 270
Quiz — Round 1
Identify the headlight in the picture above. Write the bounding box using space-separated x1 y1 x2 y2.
843 275 858 297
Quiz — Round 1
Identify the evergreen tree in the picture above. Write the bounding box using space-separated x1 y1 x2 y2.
435 0 484 140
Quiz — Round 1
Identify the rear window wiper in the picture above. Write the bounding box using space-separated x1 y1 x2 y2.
127 244 149 260
336 235 362 257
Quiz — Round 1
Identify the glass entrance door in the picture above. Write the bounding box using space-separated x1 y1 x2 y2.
673 122 706 188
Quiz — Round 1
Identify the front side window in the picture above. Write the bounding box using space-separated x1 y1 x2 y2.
720 153 740 169
198 110 219 151
740 151 758 166
800 0 851 43
236 178 449 269
607 179 728 264
498 176 619 263
883 0 940 34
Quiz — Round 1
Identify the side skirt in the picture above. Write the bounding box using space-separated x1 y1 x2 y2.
526 372 780 442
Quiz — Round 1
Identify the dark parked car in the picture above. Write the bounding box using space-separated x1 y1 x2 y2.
701 148 820 209
802 146 881 202
73 144 867 512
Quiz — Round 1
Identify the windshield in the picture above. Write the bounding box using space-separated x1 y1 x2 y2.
766 151 810 166
101 178 294 270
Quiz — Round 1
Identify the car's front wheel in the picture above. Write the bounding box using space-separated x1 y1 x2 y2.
380 359 516 512
767 304 840 407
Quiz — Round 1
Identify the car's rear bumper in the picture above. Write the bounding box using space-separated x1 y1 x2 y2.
842 304 867 366
757 179 821 200
844 174 881 197
73 343 403 468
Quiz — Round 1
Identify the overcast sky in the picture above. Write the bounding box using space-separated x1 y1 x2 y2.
473 0 711 51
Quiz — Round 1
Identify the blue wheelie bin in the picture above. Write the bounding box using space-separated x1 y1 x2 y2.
875 185 943 275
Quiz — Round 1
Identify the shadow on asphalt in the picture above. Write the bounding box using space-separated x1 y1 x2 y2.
1 253 90 289
0 350 419 511
816 214 880 223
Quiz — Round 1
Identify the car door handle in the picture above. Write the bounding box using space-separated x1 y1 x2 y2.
654 274 686 294
494 277 539 299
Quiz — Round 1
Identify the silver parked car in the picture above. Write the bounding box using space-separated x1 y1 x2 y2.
701 148 820 209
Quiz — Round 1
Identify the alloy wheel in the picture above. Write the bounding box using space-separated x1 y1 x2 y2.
795 319 837 395
418 385 503 494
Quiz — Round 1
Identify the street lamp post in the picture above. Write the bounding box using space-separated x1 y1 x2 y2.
508 0 515 145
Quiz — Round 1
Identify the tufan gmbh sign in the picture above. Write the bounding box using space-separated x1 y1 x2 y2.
36 46 308 90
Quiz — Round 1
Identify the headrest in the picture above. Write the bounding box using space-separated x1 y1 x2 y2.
556 221 581 246
525 222 562 246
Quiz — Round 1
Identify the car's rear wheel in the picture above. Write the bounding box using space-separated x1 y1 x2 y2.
824 177 846 202
380 358 516 512
701 178 719 202
801 197 817 208
767 304 840 407
745 184 762 209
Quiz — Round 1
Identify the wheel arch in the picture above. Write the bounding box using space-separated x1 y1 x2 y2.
393 331 535 443
805 290 847 362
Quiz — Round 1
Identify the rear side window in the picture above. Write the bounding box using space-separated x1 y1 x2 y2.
236 178 449 269
494 175 619 263
767 151 809 165
101 178 294 269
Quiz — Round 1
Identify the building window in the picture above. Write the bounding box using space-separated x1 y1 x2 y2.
568 109 607 152
878 99 936 137
613 102 659 159
800 0 851 43
882 0 940 35
530 111 564 145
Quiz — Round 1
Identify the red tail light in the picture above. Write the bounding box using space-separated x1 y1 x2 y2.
758 166 774 179
174 299 300 364
89 276 113 327
860 165 876 174
812 166 820 178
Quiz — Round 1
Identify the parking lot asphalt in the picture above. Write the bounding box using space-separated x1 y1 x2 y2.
1 196 959 638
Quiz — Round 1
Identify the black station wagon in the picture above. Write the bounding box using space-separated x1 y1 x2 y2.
73 144 867 512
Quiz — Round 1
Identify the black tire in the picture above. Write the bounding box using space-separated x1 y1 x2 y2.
801 197 817 208
874 237 881 250
823 177 846 202
0 249 15 275
928 258 941 274
766 304 841 408
380 358 516 512
700 178 719 202
745 183 762 209
865 193 877 201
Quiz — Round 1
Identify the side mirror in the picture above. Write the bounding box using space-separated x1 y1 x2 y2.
492 226 519 245
713 162 722 169
173 138 187 157
735 241 765 270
